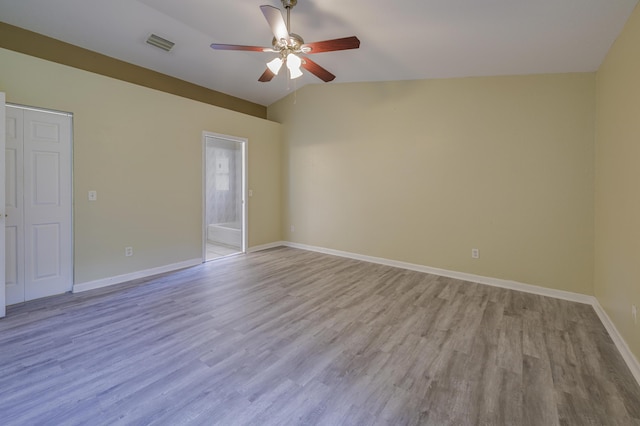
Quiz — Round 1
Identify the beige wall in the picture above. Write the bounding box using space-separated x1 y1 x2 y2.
269 74 595 295
0 48 282 284
595 4 640 360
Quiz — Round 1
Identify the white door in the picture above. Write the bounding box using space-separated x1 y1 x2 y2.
5 106 24 305
5 105 72 304
0 93 5 317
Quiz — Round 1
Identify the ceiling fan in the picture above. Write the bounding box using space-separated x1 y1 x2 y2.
210 0 360 83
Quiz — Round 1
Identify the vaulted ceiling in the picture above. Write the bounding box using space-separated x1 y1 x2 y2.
0 0 637 106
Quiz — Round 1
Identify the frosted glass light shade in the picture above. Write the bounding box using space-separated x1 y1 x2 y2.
267 57 283 75
287 54 303 79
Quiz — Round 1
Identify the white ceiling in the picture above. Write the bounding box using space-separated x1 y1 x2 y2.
0 0 637 107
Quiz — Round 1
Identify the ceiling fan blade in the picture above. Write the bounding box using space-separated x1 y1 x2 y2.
301 36 360 54
260 5 289 42
301 57 335 82
210 43 273 52
258 68 276 82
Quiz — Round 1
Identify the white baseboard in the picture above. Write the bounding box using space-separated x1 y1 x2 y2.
72 258 202 293
72 244 287 293
591 301 640 385
248 241 286 253
283 241 640 386
284 242 593 304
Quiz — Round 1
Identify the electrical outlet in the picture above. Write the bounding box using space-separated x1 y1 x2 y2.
633 304 638 325
471 248 479 259
125 247 133 257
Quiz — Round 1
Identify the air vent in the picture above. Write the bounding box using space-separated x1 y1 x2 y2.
146 34 175 52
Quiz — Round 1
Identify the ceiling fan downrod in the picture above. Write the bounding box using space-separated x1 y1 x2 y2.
282 0 296 33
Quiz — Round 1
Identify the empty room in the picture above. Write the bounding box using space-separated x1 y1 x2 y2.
1 0 640 424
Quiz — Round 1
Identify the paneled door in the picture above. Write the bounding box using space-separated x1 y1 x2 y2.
5 105 24 305
5 105 72 305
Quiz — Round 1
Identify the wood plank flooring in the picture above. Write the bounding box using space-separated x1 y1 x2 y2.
1 247 639 425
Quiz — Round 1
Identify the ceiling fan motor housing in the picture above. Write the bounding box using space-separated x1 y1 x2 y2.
272 33 304 52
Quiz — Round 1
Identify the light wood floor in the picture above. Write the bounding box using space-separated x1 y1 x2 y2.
1 247 639 425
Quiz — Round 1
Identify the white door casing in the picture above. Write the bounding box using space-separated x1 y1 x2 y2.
202 132 248 261
0 93 5 317
5 105 72 304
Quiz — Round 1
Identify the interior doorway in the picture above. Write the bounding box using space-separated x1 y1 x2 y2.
203 133 247 261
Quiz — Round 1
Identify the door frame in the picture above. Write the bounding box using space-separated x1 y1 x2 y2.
1 93 6 317
201 131 248 262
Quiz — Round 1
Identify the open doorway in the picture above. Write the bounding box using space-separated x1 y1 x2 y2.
203 132 247 261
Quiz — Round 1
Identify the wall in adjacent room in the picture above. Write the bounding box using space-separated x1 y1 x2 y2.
0 48 282 284
269 73 595 295
595 4 640 360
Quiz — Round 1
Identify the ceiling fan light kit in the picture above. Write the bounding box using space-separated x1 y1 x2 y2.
210 0 360 83
286 54 303 79
267 57 283 75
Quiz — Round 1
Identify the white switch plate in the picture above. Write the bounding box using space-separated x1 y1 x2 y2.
88 190 97 201
248 189 253 197
471 248 479 259
125 247 133 257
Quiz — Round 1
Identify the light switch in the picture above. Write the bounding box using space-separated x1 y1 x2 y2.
249 189 253 197
88 190 97 201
